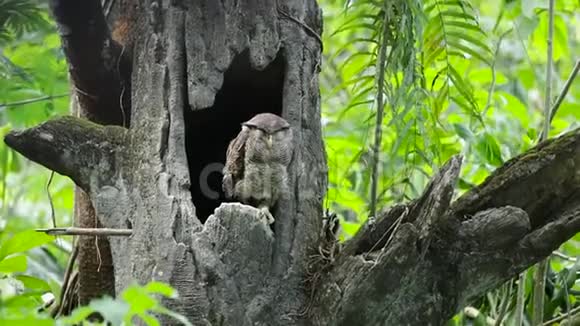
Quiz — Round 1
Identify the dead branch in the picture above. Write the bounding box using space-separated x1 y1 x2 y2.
3 116 126 192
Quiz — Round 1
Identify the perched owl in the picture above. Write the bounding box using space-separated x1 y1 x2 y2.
222 113 293 224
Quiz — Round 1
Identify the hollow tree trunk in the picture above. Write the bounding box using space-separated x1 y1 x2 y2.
31 0 326 324
6 1 580 325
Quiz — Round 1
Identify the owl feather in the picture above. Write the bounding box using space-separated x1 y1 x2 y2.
222 113 293 218
223 126 249 199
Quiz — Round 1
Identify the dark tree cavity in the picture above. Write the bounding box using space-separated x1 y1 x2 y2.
5 0 580 325
186 51 286 221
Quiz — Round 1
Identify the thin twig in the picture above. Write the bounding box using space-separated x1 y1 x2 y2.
94 212 102 271
116 41 128 127
36 227 133 236
51 243 78 318
533 1 555 324
538 58 580 140
483 29 512 116
104 0 116 18
57 270 78 317
46 171 63 247
495 281 513 326
73 86 98 100
514 271 527 326
363 206 409 259
548 59 580 123
46 172 57 228
464 306 497 325
369 7 392 219
543 305 580 325
552 251 577 262
0 94 68 110
541 0 555 143
564 270 572 325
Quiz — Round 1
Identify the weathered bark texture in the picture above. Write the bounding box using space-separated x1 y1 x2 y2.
6 0 580 325
111 1 326 323
18 0 325 324
49 0 135 305
312 130 580 325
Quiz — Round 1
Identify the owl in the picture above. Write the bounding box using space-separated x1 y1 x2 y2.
222 113 293 224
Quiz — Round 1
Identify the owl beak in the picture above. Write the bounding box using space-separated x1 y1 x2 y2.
267 134 273 147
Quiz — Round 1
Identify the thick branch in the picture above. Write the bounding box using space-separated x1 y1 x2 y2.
450 128 580 227
314 128 580 325
49 0 131 125
4 116 126 191
449 129 580 306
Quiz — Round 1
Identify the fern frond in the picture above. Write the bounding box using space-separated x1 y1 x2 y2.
423 0 492 121
324 0 495 212
0 0 50 44
0 53 33 82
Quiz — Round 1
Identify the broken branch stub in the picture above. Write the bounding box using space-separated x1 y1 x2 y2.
314 128 580 325
4 116 126 192
342 155 462 257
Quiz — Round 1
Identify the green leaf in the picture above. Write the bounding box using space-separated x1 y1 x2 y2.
138 312 160 326
90 296 129 326
453 123 473 140
526 128 538 141
0 317 53 326
0 254 27 273
440 9 478 21
447 40 491 65
446 31 492 54
122 284 157 313
496 92 530 128
532 12 569 61
443 20 486 34
0 230 54 260
340 220 362 238
14 275 51 292
476 133 503 166
457 178 476 190
424 42 445 67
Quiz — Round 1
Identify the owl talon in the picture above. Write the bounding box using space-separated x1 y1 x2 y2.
259 207 275 225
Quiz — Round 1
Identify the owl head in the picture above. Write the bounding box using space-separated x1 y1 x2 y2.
242 113 290 134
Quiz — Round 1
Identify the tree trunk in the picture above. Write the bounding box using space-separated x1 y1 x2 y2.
6 1 580 325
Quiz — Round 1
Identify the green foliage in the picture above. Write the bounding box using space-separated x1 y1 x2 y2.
0 2 75 324
57 282 193 326
0 230 55 260
0 229 55 324
0 0 51 44
321 0 580 323
322 0 579 230
424 0 493 118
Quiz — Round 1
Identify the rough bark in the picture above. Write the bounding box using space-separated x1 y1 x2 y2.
49 0 135 305
6 1 580 325
16 0 325 324
312 129 580 325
